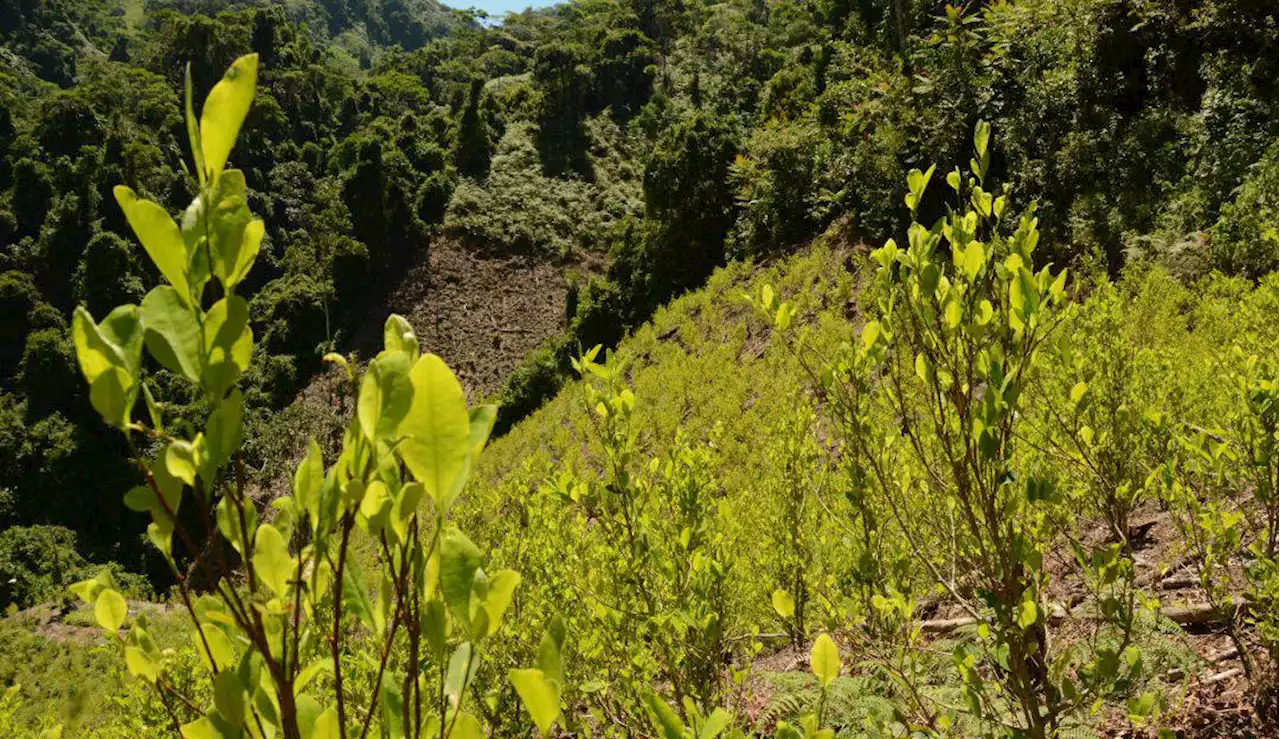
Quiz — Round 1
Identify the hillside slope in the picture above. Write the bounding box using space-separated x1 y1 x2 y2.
454 237 1278 736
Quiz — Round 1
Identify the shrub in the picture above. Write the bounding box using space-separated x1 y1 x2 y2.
66 54 561 739
1209 142 1280 280
0 525 87 610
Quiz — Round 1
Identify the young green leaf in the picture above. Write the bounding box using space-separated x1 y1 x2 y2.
509 669 561 736
383 314 419 358
200 54 259 178
810 633 841 688
398 353 471 510
252 524 291 597
94 588 128 632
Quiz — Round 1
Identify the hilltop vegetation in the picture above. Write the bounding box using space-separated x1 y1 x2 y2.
0 0 1276 736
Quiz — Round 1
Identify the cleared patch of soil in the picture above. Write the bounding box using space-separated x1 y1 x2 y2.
353 238 572 402
247 237 574 501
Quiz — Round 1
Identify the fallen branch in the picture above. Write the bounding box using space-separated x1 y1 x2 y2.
920 602 1247 635
1165 647 1240 681
920 617 978 635
1201 667 1244 685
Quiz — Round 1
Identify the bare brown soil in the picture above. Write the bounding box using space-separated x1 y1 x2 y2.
350 238 573 402
247 237 576 502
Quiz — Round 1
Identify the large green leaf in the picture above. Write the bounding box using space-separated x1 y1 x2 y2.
197 624 236 671
294 439 324 526
252 524 291 597
200 54 259 178
229 219 263 288
213 670 246 727
468 405 498 458
100 304 145 378
192 170 261 292
125 646 159 682
646 694 687 739
422 598 448 659
73 306 142 427
94 588 127 632
509 669 560 737
699 708 732 739
771 589 795 619
114 186 191 303
810 633 841 688
378 682 404 739
358 351 414 443
72 307 122 384
535 629 564 686
295 695 322 739
440 528 482 626
310 706 341 739
179 717 215 739
206 390 244 466
141 286 202 382
88 368 131 429
444 642 478 706
398 354 471 510
449 712 483 739
479 570 521 638
202 295 252 396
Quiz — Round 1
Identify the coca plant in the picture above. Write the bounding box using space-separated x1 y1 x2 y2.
67 55 560 739
1161 346 1278 714
755 124 1159 737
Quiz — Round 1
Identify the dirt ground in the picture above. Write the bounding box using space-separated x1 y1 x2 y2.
351 237 574 402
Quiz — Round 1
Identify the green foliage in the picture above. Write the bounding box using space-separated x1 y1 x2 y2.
0 526 87 610
1208 142 1280 279
59 53 557 739
444 120 642 258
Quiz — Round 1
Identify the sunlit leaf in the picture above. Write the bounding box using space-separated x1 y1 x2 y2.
810 633 841 688
509 669 560 736
200 54 259 178
253 524 291 597
141 286 202 382
94 589 127 632
114 187 191 302
398 354 471 511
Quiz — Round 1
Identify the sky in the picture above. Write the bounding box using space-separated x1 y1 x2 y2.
454 0 560 19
